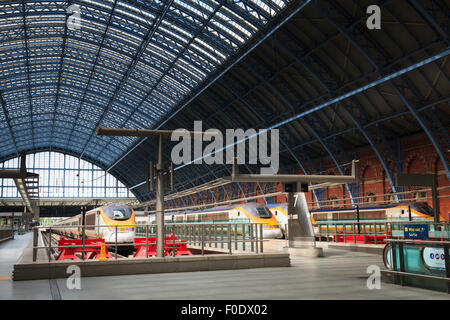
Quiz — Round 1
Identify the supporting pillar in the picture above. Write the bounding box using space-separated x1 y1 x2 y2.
11 211 14 240
432 175 440 223
287 191 294 219
156 135 165 258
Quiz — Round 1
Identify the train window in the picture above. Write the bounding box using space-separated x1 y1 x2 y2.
237 212 240 216
103 206 132 220
411 202 434 216
255 207 272 219
86 214 95 230
113 210 126 219
401 210 404 215
275 211 278 216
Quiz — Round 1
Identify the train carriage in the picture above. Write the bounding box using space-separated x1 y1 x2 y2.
137 203 283 239
51 203 136 251
268 201 440 238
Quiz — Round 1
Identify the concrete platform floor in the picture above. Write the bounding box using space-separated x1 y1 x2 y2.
1 233 449 300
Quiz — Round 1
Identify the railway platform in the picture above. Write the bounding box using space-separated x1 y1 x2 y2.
1 233 449 300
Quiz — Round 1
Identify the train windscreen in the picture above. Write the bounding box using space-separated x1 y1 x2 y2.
255 207 272 219
411 202 434 216
104 206 133 220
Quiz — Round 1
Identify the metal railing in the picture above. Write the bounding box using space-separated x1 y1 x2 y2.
315 220 450 244
307 186 450 210
158 223 265 255
32 222 266 262
0 228 13 242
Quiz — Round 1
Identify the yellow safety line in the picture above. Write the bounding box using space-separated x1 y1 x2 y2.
0 276 9 281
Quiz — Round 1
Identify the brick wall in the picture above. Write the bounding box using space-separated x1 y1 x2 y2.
302 135 449 220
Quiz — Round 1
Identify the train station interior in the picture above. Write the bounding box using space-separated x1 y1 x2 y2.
0 0 449 306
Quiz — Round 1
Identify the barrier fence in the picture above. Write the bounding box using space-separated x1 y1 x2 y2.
32 222 266 262
315 220 450 244
0 225 13 242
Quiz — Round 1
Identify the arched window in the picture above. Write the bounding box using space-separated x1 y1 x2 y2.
415 191 427 201
386 190 396 204
328 196 339 208
0 152 134 199
368 192 377 204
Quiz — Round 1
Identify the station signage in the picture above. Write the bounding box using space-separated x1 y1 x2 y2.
422 247 446 271
403 224 429 240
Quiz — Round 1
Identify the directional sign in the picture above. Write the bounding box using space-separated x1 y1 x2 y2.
403 224 429 240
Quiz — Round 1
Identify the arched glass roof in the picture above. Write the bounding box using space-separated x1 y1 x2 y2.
0 0 292 166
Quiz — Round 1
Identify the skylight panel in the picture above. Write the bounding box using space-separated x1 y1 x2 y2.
116 2 156 24
145 43 177 66
268 0 287 10
175 58 205 81
248 0 275 16
173 0 214 20
114 7 150 25
82 0 113 11
163 20 194 39
158 27 191 48
190 0 215 13
210 19 245 44
193 37 227 60
232 1 265 22
215 11 252 39
221 6 259 33
107 25 142 45
190 42 222 65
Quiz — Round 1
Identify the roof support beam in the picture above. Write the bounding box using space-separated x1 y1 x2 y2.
340 104 399 201
89 0 175 159
0 91 19 157
64 0 119 151
106 0 313 172
21 0 35 150
390 81 450 180
49 0 73 148
408 0 449 42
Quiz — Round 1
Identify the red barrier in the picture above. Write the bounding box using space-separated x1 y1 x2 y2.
56 237 113 260
133 237 156 257
133 235 192 258
331 231 388 244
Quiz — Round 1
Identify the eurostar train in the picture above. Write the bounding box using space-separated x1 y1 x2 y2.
267 203 289 237
137 203 283 239
51 203 136 250
268 202 440 238
310 202 438 223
